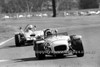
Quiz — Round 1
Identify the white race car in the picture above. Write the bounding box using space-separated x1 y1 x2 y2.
34 29 84 59
14 24 44 47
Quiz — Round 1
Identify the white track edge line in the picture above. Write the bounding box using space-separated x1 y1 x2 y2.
0 60 9 62
0 37 14 46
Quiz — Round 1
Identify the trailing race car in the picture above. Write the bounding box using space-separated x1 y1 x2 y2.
33 29 84 59
14 24 44 47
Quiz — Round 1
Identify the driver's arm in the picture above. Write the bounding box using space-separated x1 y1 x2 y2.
19 27 24 34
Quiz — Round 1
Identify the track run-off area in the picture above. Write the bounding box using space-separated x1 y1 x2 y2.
0 16 100 67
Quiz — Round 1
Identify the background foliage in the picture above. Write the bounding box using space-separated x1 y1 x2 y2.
0 0 99 13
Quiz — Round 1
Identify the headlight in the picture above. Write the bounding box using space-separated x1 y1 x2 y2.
45 43 51 53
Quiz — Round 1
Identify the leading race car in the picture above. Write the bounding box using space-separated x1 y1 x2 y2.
33 29 84 59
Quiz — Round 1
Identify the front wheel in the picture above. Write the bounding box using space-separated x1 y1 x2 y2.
35 52 45 60
71 39 84 57
34 43 45 60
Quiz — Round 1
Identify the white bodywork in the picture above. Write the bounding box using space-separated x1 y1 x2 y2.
24 30 44 41
15 30 35 41
15 26 44 41
37 35 71 54
24 30 34 40
47 35 70 53
33 30 44 37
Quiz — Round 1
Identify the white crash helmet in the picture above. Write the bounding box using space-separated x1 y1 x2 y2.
44 29 52 37
28 25 33 29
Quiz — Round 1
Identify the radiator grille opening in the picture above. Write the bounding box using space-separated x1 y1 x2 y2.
54 45 67 51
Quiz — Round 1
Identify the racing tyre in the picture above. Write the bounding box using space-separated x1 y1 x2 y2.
35 43 45 60
71 39 84 57
35 53 45 60
15 34 21 47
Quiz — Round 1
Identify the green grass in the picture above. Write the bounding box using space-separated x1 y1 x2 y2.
0 15 100 42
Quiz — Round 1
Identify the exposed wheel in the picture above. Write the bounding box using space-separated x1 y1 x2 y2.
34 43 45 59
15 34 21 47
71 39 84 57
35 53 45 60
19 34 26 46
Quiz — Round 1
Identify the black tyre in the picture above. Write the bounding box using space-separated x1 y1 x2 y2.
71 39 84 57
34 43 45 59
35 53 45 60
15 34 21 47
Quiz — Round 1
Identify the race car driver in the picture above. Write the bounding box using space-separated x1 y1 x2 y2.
20 24 36 40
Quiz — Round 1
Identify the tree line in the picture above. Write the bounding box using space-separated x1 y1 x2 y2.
0 0 99 13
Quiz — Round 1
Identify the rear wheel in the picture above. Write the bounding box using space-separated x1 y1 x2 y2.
71 39 84 57
35 53 45 60
15 34 21 47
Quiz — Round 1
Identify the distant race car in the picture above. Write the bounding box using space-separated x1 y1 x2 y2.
14 24 44 47
33 29 84 59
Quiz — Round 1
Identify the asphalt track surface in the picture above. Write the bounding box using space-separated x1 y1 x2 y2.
0 16 100 67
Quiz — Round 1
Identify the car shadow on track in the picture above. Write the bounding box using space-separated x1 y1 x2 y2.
13 55 77 62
